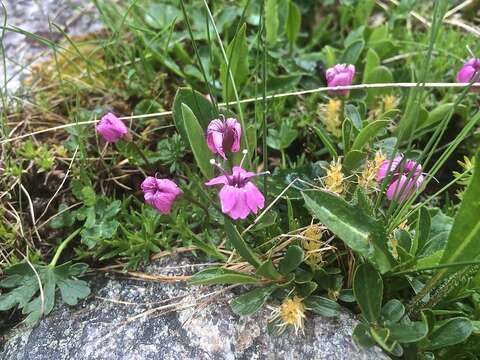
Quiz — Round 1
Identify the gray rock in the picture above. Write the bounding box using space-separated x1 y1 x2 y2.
2 0 102 93
0 256 389 360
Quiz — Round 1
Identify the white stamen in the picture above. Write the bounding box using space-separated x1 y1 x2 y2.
239 149 249 168
210 159 216 165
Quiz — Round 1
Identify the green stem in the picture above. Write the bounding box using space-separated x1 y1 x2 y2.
183 192 210 219
391 259 480 276
49 228 82 268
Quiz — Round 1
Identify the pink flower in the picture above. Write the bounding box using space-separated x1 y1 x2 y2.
205 166 265 220
456 58 480 89
96 112 129 143
377 155 424 202
326 64 356 95
206 118 242 159
141 177 182 214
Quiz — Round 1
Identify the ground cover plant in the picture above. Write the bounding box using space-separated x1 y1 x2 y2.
1 0 480 358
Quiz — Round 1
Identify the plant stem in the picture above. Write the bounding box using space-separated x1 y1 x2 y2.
49 228 82 268
130 141 151 167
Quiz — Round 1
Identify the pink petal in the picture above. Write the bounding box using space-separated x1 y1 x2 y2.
244 182 265 213
227 190 250 220
205 175 229 186
219 185 238 213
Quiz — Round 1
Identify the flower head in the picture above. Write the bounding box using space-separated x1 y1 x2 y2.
456 58 480 84
358 151 386 190
323 159 345 194
206 117 242 159
377 155 424 202
141 177 182 214
302 224 325 269
96 112 129 143
325 64 356 95
318 99 342 137
205 164 265 220
270 296 306 335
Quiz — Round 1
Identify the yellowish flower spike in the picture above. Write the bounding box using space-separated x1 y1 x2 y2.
318 99 342 137
301 224 325 269
323 159 345 194
358 151 386 191
382 94 398 113
270 296 306 335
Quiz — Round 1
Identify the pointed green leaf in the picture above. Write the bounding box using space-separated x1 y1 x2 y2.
350 120 389 153
181 104 214 179
353 263 383 322
303 191 393 273
220 24 249 101
285 0 301 47
256 259 282 280
279 245 304 274
426 317 473 350
225 219 261 268
305 296 341 317
231 285 276 316
172 87 219 140
439 151 480 277
189 267 259 285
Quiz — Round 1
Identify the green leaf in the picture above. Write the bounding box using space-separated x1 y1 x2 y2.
144 3 180 29
81 186 96 207
304 295 341 317
181 104 214 179
341 39 365 65
380 299 405 324
285 0 301 47
370 327 403 356
224 219 261 268
438 151 480 277
344 104 362 130
189 267 259 285
389 317 428 344
265 0 279 45
172 87 220 140
365 66 393 105
353 262 383 322
0 262 90 325
420 103 455 130
256 259 282 280
220 24 249 101
363 48 380 83
353 323 376 347
426 317 473 350
344 149 366 172
350 120 389 153
312 125 338 159
279 245 304 274
303 191 393 273
411 207 430 255
297 281 318 298
231 285 276 316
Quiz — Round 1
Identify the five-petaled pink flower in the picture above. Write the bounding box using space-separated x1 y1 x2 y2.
206 117 242 160
96 112 129 143
326 64 356 95
456 58 480 89
141 177 182 214
205 166 265 220
377 155 424 202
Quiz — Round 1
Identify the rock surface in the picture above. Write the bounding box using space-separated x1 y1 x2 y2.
0 255 388 360
2 0 101 92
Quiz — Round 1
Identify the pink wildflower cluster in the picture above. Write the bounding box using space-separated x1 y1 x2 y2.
377 155 425 202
